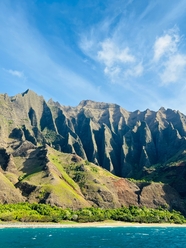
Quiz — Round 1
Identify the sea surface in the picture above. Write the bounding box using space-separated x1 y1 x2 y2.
0 226 186 248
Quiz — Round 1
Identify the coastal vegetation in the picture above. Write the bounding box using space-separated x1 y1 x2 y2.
0 203 185 224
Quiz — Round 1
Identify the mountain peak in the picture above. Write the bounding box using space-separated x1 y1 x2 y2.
78 100 120 109
159 107 166 112
21 89 30 96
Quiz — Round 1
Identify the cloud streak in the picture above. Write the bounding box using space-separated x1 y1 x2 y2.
0 1 115 105
3 69 24 78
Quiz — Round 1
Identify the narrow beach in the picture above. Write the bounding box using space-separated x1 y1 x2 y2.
1 221 186 228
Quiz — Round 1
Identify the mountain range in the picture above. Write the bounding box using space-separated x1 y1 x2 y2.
0 89 186 214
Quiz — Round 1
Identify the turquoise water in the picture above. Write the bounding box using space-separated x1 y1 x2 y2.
0 227 186 248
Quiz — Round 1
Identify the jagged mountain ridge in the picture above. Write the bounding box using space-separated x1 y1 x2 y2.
1 89 186 178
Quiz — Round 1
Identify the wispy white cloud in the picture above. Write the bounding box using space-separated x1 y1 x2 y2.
80 31 143 83
98 39 135 66
153 29 180 61
124 62 144 78
152 27 186 85
78 1 146 84
160 54 186 84
104 66 121 80
96 39 138 82
80 32 96 56
79 1 186 92
3 69 24 78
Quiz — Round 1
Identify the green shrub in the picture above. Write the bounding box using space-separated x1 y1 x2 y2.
0 203 185 224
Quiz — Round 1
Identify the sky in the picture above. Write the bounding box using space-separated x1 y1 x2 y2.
0 0 186 113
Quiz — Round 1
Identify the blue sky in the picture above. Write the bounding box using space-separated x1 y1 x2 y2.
1 0 186 113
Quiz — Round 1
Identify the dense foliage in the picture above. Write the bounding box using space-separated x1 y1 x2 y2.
0 203 185 224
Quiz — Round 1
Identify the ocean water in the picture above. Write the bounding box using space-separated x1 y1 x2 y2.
0 227 186 248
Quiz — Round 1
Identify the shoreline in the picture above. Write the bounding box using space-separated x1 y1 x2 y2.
1 221 186 228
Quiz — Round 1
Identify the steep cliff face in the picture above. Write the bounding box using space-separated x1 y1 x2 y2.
1 89 186 179
51 100 186 178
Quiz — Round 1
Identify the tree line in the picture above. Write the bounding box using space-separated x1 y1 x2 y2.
0 203 185 224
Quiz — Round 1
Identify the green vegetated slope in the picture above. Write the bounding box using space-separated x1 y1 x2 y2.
0 143 186 216
13 146 91 209
0 144 139 209
140 150 186 199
